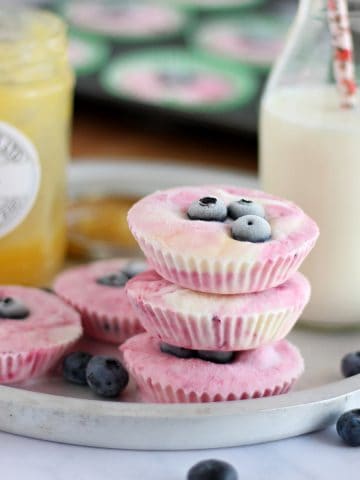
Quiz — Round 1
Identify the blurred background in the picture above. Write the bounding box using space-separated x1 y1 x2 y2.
10 0 297 262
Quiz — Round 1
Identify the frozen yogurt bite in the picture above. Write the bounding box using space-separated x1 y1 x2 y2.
54 258 147 344
126 270 310 351
127 185 319 294
0 286 82 384
121 333 304 403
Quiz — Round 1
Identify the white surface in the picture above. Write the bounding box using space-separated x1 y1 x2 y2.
0 426 358 480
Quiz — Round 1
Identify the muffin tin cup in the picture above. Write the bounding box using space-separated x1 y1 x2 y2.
127 367 297 404
127 298 308 351
130 230 316 294
0 334 81 385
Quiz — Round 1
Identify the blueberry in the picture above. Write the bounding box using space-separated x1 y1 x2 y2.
187 459 238 480
0 297 29 320
96 272 128 288
341 352 360 377
63 351 92 385
160 342 194 359
158 71 195 86
337 410 360 446
86 355 129 398
197 350 234 364
228 198 265 220
187 197 227 222
231 215 271 243
122 260 147 279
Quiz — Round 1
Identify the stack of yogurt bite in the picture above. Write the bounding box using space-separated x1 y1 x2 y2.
121 185 319 403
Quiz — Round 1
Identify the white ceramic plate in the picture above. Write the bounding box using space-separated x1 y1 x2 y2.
1 159 360 450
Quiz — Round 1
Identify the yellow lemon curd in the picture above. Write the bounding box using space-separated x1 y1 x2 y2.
0 9 74 285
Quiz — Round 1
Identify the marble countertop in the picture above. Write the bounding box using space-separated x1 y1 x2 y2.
0 427 358 480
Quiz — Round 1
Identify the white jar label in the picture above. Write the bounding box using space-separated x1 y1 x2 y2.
0 122 41 239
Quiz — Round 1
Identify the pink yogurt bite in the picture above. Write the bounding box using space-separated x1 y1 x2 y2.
54 258 147 344
0 286 82 384
126 270 310 351
121 333 304 403
127 185 319 294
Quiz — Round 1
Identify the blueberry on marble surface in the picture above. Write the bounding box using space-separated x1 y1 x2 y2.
160 342 194 359
187 197 227 222
96 272 129 288
197 350 235 364
341 352 360 377
86 355 129 398
187 459 238 480
228 198 265 220
337 410 360 446
63 351 93 386
231 215 271 243
0 297 30 320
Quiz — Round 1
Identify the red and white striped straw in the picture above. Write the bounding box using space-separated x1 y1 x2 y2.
327 0 358 108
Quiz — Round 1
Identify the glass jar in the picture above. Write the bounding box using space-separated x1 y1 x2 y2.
0 9 74 285
260 0 360 328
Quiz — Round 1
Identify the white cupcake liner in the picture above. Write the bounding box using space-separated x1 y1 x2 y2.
131 231 316 294
129 300 306 351
0 333 81 385
132 370 297 403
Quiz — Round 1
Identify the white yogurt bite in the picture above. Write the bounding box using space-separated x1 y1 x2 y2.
127 185 319 294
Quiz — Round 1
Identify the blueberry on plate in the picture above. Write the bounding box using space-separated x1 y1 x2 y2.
63 351 92 385
0 297 30 320
86 355 129 398
228 198 265 220
96 272 128 288
160 342 194 359
341 352 360 377
336 410 360 446
231 215 271 243
187 459 238 480
197 350 234 364
122 260 147 279
187 197 227 222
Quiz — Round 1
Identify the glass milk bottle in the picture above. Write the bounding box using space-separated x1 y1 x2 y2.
0 9 74 285
260 0 360 327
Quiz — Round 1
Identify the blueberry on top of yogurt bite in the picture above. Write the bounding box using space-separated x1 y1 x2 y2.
96 260 147 287
122 260 147 279
231 215 271 243
0 297 30 320
96 272 129 288
228 198 265 220
160 342 235 364
197 350 234 364
187 196 227 222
